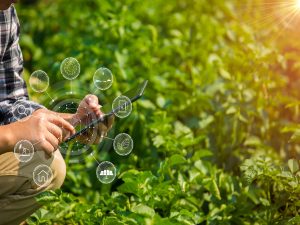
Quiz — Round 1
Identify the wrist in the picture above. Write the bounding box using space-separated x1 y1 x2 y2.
0 124 17 154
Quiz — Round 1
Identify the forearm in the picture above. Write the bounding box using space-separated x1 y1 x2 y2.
0 124 16 154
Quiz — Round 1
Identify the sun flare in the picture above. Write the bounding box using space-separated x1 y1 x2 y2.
296 0 300 9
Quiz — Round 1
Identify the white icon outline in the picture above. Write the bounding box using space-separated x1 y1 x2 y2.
13 140 34 163
96 161 116 184
33 164 53 187
29 70 49 93
113 133 133 156
93 67 113 90
112 95 132 118
60 57 80 80
26 65 140 183
12 100 33 122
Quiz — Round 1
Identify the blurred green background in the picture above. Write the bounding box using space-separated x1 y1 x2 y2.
16 0 300 224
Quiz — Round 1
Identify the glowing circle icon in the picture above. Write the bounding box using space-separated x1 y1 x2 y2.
29 70 49 93
60 57 80 80
14 140 34 162
93 67 113 90
33 164 53 187
112 95 132 118
113 133 133 156
96 161 116 184
12 100 33 122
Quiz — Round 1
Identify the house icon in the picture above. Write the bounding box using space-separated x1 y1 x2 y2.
37 170 49 183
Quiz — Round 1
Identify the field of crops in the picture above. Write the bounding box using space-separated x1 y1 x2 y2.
16 0 300 224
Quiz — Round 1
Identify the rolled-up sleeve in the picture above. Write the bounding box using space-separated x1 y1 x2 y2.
0 6 43 125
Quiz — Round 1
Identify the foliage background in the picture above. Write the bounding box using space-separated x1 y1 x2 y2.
16 0 300 224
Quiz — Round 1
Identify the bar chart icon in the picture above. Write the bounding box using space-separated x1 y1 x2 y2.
100 170 113 176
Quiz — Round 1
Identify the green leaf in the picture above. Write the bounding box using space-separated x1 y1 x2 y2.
290 129 300 143
152 135 166 147
288 159 299 173
193 149 213 159
259 197 270 207
103 217 125 225
204 178 221 200
153 215 182 225
287 216 300 225
226 106 237 114
131 204 155 218
198 115 214 129
35 190 58 203
219 68 231 80
169 154 186 166
244 136 261 146
138 99 156 110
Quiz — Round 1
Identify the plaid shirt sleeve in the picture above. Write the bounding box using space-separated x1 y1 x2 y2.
0 5 43 125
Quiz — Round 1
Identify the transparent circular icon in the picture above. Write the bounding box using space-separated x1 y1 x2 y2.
53 99 98 163
112 95 132 118
113 133 133 156
33 164 53 187
29 70 49 93
96 161 116 184
14 140 34 162
93 67 113 90
60 57 80 80
12 100 33 122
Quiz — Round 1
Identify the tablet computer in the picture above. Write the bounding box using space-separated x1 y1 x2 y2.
64 80 148 143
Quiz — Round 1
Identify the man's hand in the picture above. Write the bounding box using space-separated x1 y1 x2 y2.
10 109 75 156
0 95 112 155
72 94 114 144
74 94 102 124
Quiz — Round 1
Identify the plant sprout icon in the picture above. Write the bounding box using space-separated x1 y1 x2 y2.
117 139 130 151
113 133 133 156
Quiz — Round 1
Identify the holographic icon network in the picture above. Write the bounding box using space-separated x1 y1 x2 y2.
24 57 136 184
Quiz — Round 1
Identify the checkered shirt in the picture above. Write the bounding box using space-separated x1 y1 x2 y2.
0 5 42 125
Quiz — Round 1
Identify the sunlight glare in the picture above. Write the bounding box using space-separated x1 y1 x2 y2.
296 0 300 9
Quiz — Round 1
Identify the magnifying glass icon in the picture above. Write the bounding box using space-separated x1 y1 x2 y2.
17 105 27 116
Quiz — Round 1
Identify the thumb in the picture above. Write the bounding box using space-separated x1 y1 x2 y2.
85 95 98 106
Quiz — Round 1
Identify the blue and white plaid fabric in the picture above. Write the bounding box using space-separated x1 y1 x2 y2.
0 5 42 124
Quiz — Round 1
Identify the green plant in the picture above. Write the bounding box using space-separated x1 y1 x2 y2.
15 0 300 224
